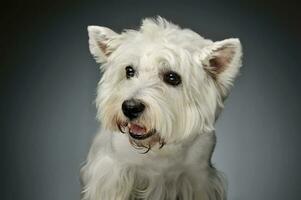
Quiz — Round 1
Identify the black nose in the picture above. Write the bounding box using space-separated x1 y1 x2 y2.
122 99 145 120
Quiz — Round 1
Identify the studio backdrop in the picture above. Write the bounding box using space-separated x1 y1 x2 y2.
1 0 300 200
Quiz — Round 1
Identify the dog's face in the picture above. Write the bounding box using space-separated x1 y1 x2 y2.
88 17 242 152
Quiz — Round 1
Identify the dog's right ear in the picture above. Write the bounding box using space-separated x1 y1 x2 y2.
87 26 120 63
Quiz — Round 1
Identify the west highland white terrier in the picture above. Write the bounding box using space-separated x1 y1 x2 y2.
81 17 242 200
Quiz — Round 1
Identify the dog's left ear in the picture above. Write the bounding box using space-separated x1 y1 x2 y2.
200 38 242 95
87 26 120 64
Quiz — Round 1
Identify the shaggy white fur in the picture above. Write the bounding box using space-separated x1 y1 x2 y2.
81 17 242 200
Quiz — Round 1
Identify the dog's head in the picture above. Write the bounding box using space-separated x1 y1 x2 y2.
88 17 242 152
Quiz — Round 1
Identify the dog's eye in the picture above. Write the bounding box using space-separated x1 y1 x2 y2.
125 66 135 79
163 71 181 86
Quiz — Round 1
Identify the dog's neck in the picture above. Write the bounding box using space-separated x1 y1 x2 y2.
121 130 216 169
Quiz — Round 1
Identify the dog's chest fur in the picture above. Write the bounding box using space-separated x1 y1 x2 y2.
81 130 225 200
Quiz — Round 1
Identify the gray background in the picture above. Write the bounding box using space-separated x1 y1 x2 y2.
1 0 300 200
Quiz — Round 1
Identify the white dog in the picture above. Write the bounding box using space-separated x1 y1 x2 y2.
81 17 242 200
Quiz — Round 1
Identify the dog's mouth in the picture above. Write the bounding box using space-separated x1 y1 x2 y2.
118 122 155 140
128 123 155 140
117 121 165 152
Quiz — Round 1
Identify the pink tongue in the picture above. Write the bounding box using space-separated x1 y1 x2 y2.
130 124 146 135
